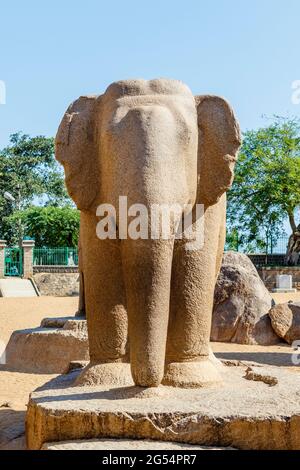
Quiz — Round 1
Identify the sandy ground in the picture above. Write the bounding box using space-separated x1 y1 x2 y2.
0 297 78 450
272 292 300 304
0 296 78 344
0 293 299 450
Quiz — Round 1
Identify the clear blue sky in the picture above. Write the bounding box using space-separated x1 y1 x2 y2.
0 0 300 148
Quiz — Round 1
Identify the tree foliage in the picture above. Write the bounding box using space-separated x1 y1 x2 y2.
227 117 300 253
0 133 71 244
8 206 80 247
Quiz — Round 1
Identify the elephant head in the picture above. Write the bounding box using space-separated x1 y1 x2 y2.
56 79 241 387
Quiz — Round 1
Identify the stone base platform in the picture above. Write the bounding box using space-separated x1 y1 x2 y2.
6 316 89 373
26 362 300 450
272 288 297 293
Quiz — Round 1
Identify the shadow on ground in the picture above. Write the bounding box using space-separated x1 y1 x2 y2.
215 351 297 367
0 408 26 450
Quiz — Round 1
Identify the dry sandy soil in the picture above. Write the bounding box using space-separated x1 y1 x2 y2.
0 293 299 450
0 297 77 450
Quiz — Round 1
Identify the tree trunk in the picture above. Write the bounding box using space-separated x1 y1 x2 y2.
285 223 300 266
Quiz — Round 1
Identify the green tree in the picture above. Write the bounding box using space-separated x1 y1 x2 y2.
0 133 71 244
227 116 300 263
8 206 80 247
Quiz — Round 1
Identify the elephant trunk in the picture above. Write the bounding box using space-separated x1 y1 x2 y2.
121 238 174 387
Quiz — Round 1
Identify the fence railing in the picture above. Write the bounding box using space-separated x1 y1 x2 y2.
268 235 290 255
225 235 290 255
225 233 300 266
32 236 297 269
33 247 78 266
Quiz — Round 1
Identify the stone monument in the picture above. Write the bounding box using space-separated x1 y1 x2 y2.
273 274 296 293
54 78 241 388
26 79 300 450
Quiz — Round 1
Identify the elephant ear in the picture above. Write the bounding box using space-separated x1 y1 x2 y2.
195 95 241 206
55 95 101 211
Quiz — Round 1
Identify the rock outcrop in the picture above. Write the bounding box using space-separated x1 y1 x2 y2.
268 302 300 344
211 251 280 345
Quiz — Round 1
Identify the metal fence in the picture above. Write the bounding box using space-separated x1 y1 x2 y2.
224 234 300 266
270 236 289 254
225 234 290 255
33 247 78 266
32 235 296 268
4 247 23 276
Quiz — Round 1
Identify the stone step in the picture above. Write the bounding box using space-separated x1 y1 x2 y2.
0 278 38 297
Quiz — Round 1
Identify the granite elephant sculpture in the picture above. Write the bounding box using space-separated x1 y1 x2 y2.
56 79 241 388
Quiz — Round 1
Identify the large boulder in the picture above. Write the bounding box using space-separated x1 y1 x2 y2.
268 302 300 344
211 251 280 345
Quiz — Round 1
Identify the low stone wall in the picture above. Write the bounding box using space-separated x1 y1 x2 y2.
33 272 79 297
33 265 79 273
257 266 300 291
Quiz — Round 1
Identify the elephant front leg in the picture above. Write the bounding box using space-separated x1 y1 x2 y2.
164 204 225 388
74 212 131 387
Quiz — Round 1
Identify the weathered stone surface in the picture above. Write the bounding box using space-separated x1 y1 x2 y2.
6 317 88 373
42 439 234 450
212 251 279 345
26 364 300 450
40 316 73 328
269 302 300 344
33 273 79 297
56 79 241 388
